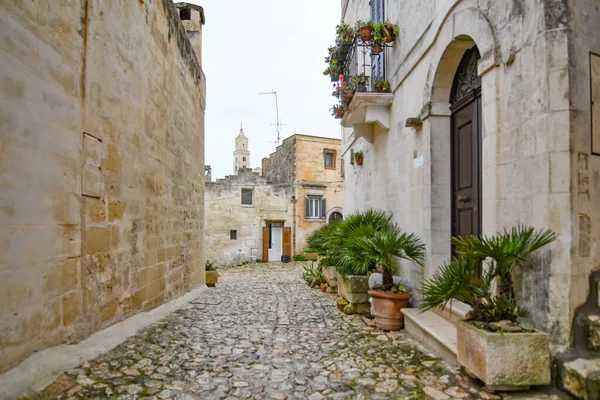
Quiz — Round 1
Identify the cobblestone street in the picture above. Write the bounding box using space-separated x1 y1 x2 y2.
34 263 566 400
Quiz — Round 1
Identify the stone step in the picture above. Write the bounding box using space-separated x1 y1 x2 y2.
562 357 600 400
433 299 472 327
402 308 458 365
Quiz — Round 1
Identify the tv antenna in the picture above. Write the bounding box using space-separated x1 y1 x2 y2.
257 90 282 147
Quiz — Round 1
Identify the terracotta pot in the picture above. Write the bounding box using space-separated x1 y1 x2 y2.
355 156 363 165
371 44 384 54
321 286 327 293
384 25 396 43
359 26 372 41
368 290 412 331
343 89 354 102
337 302 347 312
335 109 344 119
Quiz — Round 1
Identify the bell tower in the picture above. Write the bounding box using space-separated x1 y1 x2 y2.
233 124 250 174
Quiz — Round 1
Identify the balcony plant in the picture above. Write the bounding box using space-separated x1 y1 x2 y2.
330 104 346 119
353 150 364 165
351 73 369 92
382 22 399 43
373 79 391 93
356 20 373 42
335 22 355 45
420 226 556 390
205 260 218 287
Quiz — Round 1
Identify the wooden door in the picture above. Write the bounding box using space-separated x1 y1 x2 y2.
262 227 269 262
451 97 481 239
282 227 291 258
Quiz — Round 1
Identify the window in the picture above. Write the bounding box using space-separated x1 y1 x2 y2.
324 150 336 169
230 230 237 240
305 197 326 219
370 0 385 82
241 188 254 206
179 8 191 20
243 157 246 162
329 212 343 222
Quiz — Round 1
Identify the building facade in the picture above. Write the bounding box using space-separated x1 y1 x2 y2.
0 1 207 374
339 0 599 391
205 133 343 264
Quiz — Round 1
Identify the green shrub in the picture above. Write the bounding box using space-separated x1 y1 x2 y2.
205 260 215 271
293 254 307 261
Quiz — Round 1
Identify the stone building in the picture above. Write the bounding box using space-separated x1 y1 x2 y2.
338 0 599 393
205 132 343 264
0 0 207 375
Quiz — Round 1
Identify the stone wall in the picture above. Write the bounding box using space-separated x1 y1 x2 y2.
340 0 592 352
205 171 292 264
0 0 206 373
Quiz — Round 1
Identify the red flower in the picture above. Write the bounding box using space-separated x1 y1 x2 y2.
338 74 344 81
342 81 347 87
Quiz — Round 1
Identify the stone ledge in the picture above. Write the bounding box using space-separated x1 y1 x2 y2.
341 93 394 143
434 299 472 326
562 358 600 400
402 309 458 365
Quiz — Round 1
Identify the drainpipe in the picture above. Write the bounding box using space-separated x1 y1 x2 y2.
291 195 297 256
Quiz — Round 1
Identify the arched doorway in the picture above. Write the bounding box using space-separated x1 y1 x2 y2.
326 207 343 224
450 46 481 239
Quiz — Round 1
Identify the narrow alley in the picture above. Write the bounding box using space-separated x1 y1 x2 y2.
31 263 565 400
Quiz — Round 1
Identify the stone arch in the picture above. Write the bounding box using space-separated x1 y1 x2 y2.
424 6 499 105
326 207 343 224
420 5 500 275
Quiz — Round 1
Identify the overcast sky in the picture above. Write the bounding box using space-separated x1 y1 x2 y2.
186 0 342 180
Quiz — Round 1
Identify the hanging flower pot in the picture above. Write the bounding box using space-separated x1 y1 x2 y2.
371 43 384 54
354 150 364 165
335 108 344 119
359 25 372 41
383 24 396 43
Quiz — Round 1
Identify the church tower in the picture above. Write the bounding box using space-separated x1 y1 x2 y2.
233 124 250 174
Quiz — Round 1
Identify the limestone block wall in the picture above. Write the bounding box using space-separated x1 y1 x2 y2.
205 172 292 264
341 0 590 351
0 0 206 373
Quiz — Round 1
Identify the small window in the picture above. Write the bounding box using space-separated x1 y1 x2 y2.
243 157 246 162
305 197 326 219
324 150 336 169
329 212 343 222
179 8 191 20
241 188 254 206
230 230 237 240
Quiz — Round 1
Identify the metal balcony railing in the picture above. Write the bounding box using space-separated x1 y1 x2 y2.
339 38 390 92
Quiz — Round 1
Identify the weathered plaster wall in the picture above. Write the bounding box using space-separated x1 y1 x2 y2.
204 171 292 264
341 0 585 351
0 0 206 373
294 136 344 251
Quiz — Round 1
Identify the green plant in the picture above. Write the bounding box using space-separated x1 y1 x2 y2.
294 254 307 261
420 225 556 325
321 282 328 289
305 222 341 255
353 150 363 160
302 263 325 285
338 223 425 288
350 73 369 91
337 297 348 305
326 209 392 276
373 79 391 93
256 259 263 263
371 22 387 45
335 22 355 45
205 260 215 271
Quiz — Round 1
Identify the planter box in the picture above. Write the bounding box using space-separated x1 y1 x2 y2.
457 320 551 391
321 265 338 288
206 271 218 287
336 271 370 314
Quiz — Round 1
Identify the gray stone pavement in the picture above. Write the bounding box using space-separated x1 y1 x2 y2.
32 262 569 399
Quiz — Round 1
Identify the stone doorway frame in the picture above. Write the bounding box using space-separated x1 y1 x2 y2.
421 6 499 279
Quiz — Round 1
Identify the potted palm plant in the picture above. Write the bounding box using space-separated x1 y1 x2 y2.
205 260 218 287
420 226 556 391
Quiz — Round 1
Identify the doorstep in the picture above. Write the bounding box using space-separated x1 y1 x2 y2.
402 309 458 365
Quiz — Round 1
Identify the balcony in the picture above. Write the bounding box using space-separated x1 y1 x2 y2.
329 32 395 140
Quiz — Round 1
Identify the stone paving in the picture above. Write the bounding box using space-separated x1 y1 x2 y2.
33 262 569 400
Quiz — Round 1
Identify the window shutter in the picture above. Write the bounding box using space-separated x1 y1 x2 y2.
320 198 326 219
305 198 310 218
370 0 385 83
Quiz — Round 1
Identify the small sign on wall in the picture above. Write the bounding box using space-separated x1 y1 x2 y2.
413 155 424 168
592 52 600 155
